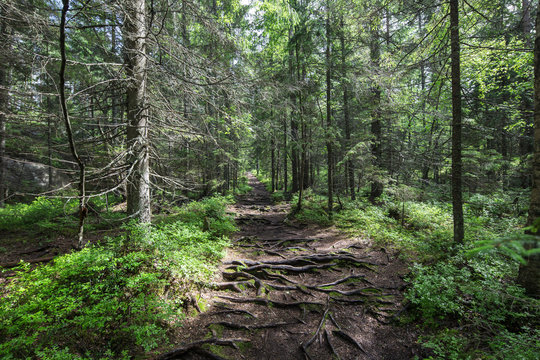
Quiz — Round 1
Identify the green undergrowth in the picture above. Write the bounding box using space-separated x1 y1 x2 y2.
233 175 252 195
291 189 333 226
0 194 125 236
0 195 236 359
287 186 539 359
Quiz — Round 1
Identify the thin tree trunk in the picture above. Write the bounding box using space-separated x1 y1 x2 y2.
450 0 464 243
0 12 8 207
283 115 288 192
301 63 308 191
60 0 87 248
326 2 333 217
271 137 275 192
340 17 355 200
0 62 6 208
124 0 151 223
519 1 540 298
369 13 383 203
47 109 53 190
290 26 299 193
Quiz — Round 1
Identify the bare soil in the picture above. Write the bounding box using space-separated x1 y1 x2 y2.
159 173 419 360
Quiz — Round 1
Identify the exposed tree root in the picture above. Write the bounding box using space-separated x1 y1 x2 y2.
209 305 257 318
301 304 329 359
236 216 272 225
157 338 250 360
332 330 369 356
324 328 341 360
227 253 378 269
209 320 295 331
212 281 255 292
267 238 320 248
317 274 371 287
192 348 229 360
157 177 409 359
218 295 324 308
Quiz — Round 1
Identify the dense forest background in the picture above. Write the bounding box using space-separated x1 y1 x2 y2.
0 0 539 358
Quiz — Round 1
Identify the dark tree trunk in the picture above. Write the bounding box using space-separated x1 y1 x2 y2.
450 0 464 243
521 0 534 188
60 0 87 248
271 137 275 193
369 14 383 203
301 63 309 191
289 26 299 193
340 17 355 201
326 2 333 217
0 12 7 207
519 2 540 299
283 115 288 192
124 0 151 223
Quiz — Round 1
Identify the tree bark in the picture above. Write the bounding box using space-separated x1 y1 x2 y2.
340 16 355 201
0 11 7 207
60 0 87 248
450 0 464 243
271 136 275 193
124 0 151 223
369 14 383 203
326 2 333 217
519 1 540 299
283 115 288 192
289 26 299 193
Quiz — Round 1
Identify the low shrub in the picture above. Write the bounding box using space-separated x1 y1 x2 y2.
0 197 78 231
329 188 537 359
291 190 333 226
0 196 235 359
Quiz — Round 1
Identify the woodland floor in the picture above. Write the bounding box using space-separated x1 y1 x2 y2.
160 174 419 360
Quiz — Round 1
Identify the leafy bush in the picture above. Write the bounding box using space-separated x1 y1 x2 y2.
0 197 78 231
271 190 285 202
291 190 333 226
0 194 124 234
0 245 172 358
0 196 235 359
234 176 252 195
166 195 237 238
329 187 537 359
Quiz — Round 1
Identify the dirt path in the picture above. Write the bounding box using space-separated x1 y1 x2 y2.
160 174 418 360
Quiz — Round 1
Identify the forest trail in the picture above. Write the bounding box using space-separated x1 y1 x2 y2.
159 174 418 360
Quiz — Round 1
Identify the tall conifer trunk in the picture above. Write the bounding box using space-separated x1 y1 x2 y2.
124 0 151 223
450 0 464 243
369 13 383 203
340 16 354 201
519 1 540 298
0 11 7 207
326 2 333 217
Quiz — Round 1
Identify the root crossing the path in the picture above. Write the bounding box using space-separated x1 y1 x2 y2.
160 174 418 359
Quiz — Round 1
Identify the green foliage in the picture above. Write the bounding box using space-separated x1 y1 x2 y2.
234 176 252 195
418 329 468 360
166 195 237 239
330 187 538 359
0 194 124 235
488 328 540 360
292 190 333 226
0 197 78 232
271 190 285 202
0 196 235 359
